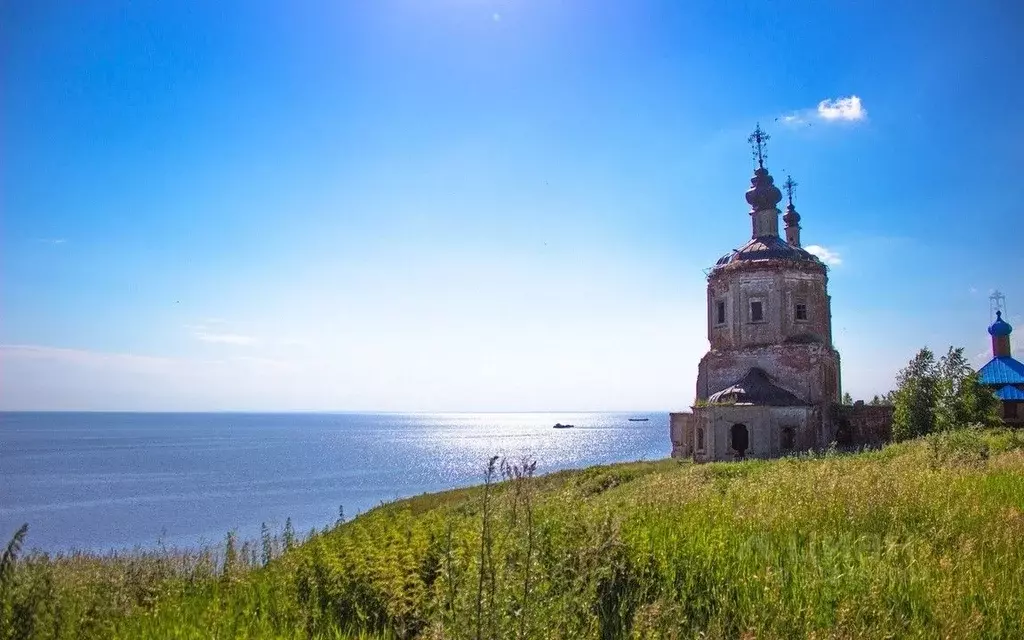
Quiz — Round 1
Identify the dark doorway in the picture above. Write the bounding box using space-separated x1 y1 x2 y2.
781 427 795 451
731 423 749 457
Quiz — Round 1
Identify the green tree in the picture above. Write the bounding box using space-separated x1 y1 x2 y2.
935 347 1000 430
842 392 854 405
283 517 295 551
261 522 273 566
892 347 938 442
223 531 239 579
869 393 894 406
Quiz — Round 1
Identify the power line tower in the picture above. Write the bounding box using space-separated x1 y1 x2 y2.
990 290 1007 322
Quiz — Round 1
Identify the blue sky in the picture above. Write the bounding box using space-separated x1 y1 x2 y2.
2 0 1022 411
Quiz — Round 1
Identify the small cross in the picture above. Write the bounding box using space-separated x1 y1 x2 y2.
747 123 770 168
783 175 798 205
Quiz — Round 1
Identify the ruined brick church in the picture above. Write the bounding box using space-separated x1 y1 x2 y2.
670 126 858 461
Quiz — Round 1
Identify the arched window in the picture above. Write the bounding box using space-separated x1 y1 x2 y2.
696 427 705 451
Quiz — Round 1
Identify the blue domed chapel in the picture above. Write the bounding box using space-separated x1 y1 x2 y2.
979 310 1024 425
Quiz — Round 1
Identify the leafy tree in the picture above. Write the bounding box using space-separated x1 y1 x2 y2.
842 392 854 405
893 346 999 442
869 393 894 406
935 347 1000 430
892 348 938 441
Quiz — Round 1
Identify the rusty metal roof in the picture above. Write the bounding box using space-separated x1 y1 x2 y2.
707 367 807 406
713 235 822 270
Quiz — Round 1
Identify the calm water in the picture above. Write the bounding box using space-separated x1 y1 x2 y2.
0 412 669 552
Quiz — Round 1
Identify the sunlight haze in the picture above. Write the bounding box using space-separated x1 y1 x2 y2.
3 0 1022 410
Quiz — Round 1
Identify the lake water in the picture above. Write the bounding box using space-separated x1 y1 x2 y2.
0 412 669 552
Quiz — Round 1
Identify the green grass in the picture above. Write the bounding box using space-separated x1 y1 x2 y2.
4 428 1024 639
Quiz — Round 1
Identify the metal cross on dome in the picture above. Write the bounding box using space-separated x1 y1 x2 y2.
748 124 770 168
783 175 798 205
990 290 1006 321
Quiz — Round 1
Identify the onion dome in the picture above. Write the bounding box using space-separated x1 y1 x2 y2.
989 311 1013 337
745 167 783 212
783 202 801 226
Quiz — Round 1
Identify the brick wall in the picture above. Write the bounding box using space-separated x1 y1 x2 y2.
835 402 893 446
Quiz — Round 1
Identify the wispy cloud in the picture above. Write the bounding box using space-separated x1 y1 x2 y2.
187 320 258 346
1 343 294 372
779 95 867 126
805 244 842 266
39 238 68 245
0 344 175 371
193 331 258 346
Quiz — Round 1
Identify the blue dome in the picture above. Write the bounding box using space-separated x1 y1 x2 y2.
989 311 1013 337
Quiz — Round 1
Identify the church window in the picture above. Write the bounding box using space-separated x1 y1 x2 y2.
749 299 764 323
696 427 705 451
795 302 808 322
715 301 726 325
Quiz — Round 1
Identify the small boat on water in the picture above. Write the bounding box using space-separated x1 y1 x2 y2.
552 423 575 429
628 418 650 422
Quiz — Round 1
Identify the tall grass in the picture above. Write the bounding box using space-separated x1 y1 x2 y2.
2 428 1024 639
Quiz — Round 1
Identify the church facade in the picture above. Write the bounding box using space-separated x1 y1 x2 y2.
671 127 843 461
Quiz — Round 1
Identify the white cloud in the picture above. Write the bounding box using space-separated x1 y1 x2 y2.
187 320 258 346
817 96 866 121
0 343 304 410
279 336 314 348
39 238 67 245
804 244 842 266
778 95 867 126
0 344 175 372
193 331 258 346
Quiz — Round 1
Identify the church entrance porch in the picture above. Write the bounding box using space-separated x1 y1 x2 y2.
684 404 818 462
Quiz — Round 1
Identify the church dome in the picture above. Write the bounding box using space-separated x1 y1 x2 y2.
783 202 801 225
745 167 783 211
989 311 1013 337
713 235 822 269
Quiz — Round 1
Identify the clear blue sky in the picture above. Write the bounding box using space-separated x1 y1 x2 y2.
3 0 1022 411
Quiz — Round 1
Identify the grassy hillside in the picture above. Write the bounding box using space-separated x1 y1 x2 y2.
3 428 1024 639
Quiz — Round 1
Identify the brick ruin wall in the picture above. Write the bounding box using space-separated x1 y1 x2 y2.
834 402 894 447
699 260 840 405
697 343 840 406
706 261 833 351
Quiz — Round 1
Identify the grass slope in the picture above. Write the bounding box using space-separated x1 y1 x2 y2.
3 428 1024 639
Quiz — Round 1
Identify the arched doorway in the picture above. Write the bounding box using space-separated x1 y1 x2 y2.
731 423 749 458
781 426 796 451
